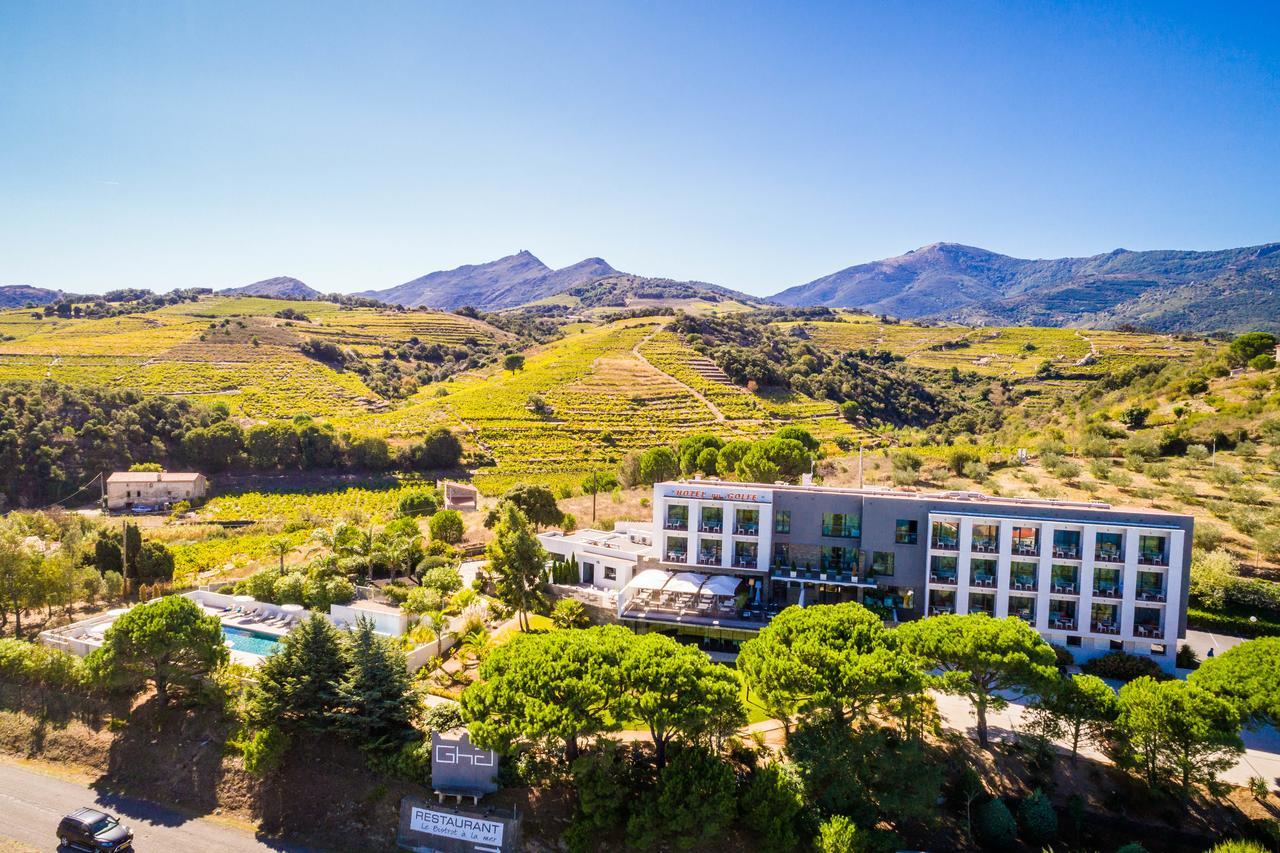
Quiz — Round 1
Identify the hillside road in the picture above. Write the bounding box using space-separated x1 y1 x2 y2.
0 756 319 852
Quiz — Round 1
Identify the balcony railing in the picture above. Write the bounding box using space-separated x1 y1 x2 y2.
1092 621 1120 635
1095 549 1124 564
1051 581 1078 595
1139 553 1169 567
696 553 722 567
1049 616 1077 630
972 540 998 554
1093 585 1123 599
929 606 955 616
1136 588 1167 603
1010 579 1038 592
733 525 759 537
969 607 995 616
1052 546 1080 559
1012 543 1040 557
931 538 959 551
1135 623 1163 638
971 575 996 588
665 551 688 563
1012 608 1036 623
663 520 688 531
698 523 723 534
930 573 958 585
732 556 759 569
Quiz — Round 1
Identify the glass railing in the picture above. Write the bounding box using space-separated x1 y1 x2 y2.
665 551 687 562
1139 551 1169 566
1010 576 1038 591
1136 586 1167 602
971 539 999 554
664 518 688 531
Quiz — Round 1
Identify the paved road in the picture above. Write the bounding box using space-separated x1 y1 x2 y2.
0 758 318 853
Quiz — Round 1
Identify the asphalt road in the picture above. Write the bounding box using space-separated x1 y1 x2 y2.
0 758 318 852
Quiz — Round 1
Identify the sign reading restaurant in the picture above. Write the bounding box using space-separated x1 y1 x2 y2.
409 806 504 846
662 484 771 504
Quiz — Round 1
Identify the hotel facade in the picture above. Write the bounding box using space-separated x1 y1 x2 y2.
599 479 1192 668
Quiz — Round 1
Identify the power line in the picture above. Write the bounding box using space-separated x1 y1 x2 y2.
42 471 104 511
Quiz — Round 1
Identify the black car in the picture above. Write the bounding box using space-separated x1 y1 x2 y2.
57 807 134 851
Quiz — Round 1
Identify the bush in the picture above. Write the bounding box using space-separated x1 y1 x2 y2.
1114 845 1148 853
1187 605 1280 638
239 725 290 776
1081 651 1167 683
1208 842 1269 853
397 488 439 518
738 762 805 853
975 798 1017 850
0 638 92 693
428 510 464 544
1017 788 1057 846
627 746 736 851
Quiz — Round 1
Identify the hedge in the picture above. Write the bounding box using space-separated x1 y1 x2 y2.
1187 605 1280 638
0 638 95 693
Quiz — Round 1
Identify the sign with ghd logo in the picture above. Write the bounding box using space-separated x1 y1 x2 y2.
430 730 500 795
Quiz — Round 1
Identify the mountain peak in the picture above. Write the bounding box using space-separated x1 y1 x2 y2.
220 276 322 300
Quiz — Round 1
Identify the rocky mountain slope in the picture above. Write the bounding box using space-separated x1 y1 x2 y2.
0 285 64 308
219 276 322 300
772 242 1280 332
360 251 617 310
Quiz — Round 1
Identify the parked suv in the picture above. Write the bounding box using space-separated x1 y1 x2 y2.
57 807 134 851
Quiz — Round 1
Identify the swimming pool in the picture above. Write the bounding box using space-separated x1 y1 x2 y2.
222 625 283 657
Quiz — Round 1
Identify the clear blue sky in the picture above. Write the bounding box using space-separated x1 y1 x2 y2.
1 1 1278 296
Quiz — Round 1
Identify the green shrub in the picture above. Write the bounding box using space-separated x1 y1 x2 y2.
627 746 736 850
1208 842 1269 853
1081 651 1168 683
428 510 465 544
239 725 290 776
364 736 432 785
0 638 92 692
975 798 1017 850
1187 605 1280 638
397 488 439 518
738 762 805 853
1017 788 1057 846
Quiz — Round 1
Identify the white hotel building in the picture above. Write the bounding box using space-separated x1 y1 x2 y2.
540 480 1192 668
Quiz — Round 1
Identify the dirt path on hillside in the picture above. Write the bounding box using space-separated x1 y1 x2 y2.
630 330 726 422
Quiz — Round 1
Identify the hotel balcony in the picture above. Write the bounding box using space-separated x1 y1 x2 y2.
1138 552 1170 567
1136 587 1167 603
664 550 688 563
1092 621 1121 635
971 539 999 555
930 572 958 585
931 538 959 551
1048 614 1077 631
970 574 996 589
1009 602 1036 624
1134 621 1164 639
698 523 723 534
733 525 759 537
1092 584 1123 599
696 552 722 567
1009 577 1038 593
1050 581 1078 595
1011 543 1040 558
663 519 688 531
1051 546 1080 560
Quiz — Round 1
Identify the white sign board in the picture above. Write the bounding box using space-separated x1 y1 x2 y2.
660 484 771 503
409 807 505 846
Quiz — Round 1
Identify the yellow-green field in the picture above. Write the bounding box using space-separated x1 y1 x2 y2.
791 312 1204 379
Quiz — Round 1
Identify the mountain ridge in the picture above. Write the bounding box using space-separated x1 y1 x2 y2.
220 276 322 300
772 242 1280 331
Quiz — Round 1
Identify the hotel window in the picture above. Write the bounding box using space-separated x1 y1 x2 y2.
972 524 998 553
735 508 760 535
871 551 895 576
894 520 918 545
604 565 616 581
774 510 791 534
699 506 723 533
1011 526 1039 556
821 512 859 538
931 520 959 549
664 504 688 531
1139 534 1168 566
821 545 855 573
1095 532 1124 563
772 542 791 567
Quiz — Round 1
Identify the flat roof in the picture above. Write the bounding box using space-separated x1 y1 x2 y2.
106 471 203 484
538 528 652 554
658 478 1190 519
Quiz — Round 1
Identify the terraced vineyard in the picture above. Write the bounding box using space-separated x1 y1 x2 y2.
792 313 1204 379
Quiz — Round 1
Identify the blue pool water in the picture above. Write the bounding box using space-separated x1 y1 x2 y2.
222 625 282 657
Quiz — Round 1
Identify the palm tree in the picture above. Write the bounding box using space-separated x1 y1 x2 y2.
422 609 448 658
268 538 293 574
458 626 489 666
